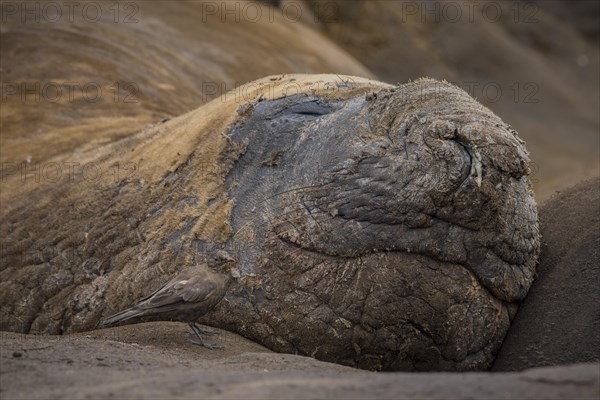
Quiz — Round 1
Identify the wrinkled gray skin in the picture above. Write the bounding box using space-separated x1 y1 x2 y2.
0 80 539 371
205 81 540 370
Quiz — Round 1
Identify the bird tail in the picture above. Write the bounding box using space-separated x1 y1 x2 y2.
102 306 145 327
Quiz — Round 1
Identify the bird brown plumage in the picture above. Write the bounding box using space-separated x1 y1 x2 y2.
102 251 236 349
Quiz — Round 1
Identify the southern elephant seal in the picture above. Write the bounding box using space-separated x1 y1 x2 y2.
0 74 540 371
0 1 372 166
493 177 600 371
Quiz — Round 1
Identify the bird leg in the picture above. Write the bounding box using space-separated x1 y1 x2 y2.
188 323 223 349
191 323 219 336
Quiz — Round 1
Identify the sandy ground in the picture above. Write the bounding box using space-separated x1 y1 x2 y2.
1 323 598 400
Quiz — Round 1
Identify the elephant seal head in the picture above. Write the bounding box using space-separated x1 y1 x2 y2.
210 78 540 371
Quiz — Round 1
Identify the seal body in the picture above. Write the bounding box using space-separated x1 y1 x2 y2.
0 75 539 371
493 178 600 371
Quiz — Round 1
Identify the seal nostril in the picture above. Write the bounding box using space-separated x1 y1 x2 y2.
428 120 457 139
